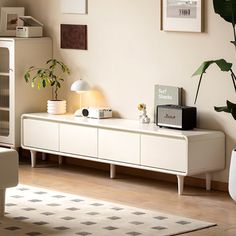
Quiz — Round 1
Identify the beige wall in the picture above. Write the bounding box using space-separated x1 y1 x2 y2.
0 0 16 6
15 0 236 183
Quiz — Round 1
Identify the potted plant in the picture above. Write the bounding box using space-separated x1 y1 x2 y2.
24 58 70 114
192 0 236 201
192 0 236 119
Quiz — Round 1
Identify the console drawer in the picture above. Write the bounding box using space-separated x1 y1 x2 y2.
23 119 59 151
98 129 140 164
60 124 98 157
141 134 187 172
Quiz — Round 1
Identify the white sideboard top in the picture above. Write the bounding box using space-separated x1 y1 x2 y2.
22 113 224 141
0 37 51 42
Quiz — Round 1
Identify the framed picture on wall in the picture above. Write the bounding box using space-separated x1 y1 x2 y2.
60 0 87 14
0 7 25 36
161 0 203 32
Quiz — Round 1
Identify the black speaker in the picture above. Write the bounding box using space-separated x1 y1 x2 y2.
156 105 197 130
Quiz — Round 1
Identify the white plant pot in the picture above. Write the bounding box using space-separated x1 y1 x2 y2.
47 100 66 115
229 148 236 201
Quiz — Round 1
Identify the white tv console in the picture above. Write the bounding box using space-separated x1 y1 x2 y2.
21 113 225 195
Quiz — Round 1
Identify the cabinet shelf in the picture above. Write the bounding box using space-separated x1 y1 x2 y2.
0 107 9 111
0 72 9 77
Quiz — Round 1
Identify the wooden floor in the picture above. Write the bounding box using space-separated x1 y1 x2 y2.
19 159 236 236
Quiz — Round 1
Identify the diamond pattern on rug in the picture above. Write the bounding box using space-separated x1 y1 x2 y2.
126 232 142 236
152 226 167 230
104 226 118 230
0 184 217 236
66 207 80 211
76 232 92 235
34 191 47 195
26 232 42 236
154 216 168 220
176 220 191 225
129 221 144 225
5 226 21 231
22 207 36 211
33 221 49 226
13 216 29 221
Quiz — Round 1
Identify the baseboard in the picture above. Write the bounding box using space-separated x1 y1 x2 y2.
20 149 228 192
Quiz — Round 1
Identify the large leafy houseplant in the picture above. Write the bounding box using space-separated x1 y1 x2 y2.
192 0 236 120
24 58 70 101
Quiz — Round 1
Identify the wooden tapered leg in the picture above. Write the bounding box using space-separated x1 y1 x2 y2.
42 153 47 161
177 175 184 195
110 164 116 179
206 173 211 191
30 150 37 168
0 189 6 217
11 147 19 152
58 155 63 165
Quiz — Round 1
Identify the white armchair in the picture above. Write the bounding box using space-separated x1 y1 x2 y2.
0 148 18 216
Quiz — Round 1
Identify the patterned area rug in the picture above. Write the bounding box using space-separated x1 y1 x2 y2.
0 184 216 236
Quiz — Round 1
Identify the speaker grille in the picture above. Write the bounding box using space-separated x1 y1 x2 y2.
157 108 182 128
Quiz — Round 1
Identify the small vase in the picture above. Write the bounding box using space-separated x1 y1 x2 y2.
47 100 66 115
229 148 236 201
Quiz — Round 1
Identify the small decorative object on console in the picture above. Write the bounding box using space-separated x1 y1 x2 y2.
81 108 112 119
154 84 182 122
138 103 150 124
16 16 43 38
156 105 196 130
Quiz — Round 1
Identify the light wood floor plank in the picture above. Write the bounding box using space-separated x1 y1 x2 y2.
19 161 236 236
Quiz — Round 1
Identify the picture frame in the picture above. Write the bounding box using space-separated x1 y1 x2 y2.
0 7 25 36
60 0 87 14
161 0 203 32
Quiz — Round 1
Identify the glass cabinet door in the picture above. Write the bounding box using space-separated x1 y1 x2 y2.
0 43 12 143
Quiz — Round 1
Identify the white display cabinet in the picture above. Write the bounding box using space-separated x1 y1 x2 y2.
0 37 52 149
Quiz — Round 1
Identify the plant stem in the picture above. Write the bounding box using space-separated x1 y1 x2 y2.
230 0 236 41
55 87 58 100
233 24 236 41
230 1 236 96
230 69 236 93
194 73 203 104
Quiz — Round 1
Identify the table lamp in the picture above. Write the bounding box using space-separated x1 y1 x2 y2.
71 79 90 116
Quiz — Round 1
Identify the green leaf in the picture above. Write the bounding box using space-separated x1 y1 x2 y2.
231 41 236 46
46 59 53 64
37 81 41 89
192 61 214 77
216 59 233 71
214 106 230 113
24 72 30 82
42 79 46 88
231 107 236 120
37 69 42 75
215 101 236 120
31 81 35 88
227 100 236 110
213 0 236 25
192 59 232 77
227 100 236 119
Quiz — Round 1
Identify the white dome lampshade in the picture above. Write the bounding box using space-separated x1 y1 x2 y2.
71 79 91 116
71 79 90 93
